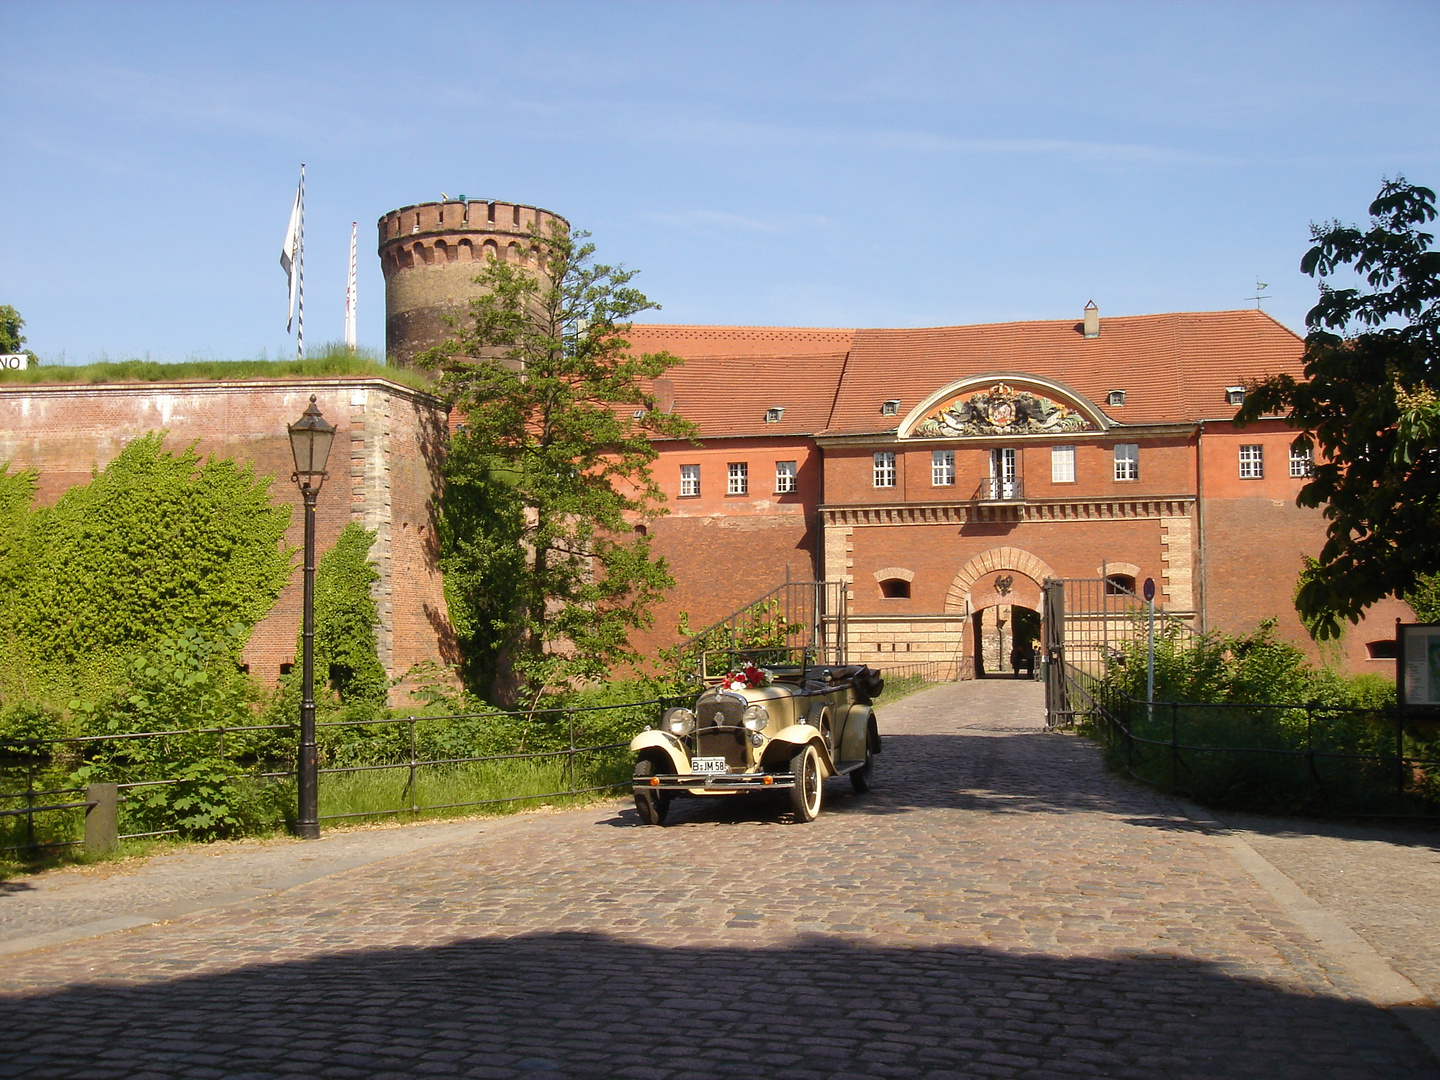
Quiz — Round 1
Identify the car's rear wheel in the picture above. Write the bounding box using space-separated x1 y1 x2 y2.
787 743 823 823
633 757 670 826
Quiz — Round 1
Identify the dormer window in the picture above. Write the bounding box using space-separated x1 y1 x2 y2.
1107 390 1126 407
1226 386 1246 406
881 400 900 416
632 409 646 420
765 407 785 423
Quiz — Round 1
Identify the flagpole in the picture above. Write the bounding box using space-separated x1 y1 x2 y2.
296 164 306 363
345 221 357 351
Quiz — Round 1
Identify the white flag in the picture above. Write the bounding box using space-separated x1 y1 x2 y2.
345 221 357 349
280 172 303 332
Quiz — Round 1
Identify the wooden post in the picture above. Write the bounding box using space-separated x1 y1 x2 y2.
84 783 119 854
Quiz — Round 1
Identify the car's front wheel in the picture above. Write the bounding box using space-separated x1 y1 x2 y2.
787 743 823 823
633 757 670 826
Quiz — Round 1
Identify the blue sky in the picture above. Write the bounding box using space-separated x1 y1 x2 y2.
3 1 1438 363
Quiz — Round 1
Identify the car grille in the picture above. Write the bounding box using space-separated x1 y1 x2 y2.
694 690 749 768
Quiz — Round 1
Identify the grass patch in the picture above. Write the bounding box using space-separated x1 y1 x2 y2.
879 670 949 704
318 750 634 825
2 343 436 393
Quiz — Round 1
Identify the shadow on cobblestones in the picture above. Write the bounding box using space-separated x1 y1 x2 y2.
7 930 1436 1079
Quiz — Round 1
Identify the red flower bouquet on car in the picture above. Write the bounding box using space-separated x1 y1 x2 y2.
721 665 772 691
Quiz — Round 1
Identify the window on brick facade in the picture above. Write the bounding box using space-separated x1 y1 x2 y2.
1113 444 1139 481
873 451 896 488
775 460 797 493
679 464 700 497
1051 445 1076 483
1366 639 1398 659
1289 445 1313 478
988 447 1018 499
931 449 954 486
879 578 911 598
1105 574 1137 596
1239 444 1264 478
727 462 748 495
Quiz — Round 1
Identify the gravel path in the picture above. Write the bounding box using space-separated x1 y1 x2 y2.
1 680 1437 1079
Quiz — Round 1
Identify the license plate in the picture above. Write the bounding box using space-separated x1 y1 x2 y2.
690 757 728 774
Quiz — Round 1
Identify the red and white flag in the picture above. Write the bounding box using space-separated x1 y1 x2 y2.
345 221 357 349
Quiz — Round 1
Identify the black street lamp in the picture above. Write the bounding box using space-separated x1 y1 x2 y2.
287 394 335 839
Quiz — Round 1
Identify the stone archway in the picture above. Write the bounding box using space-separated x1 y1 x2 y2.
944 547 1056 613
945 547 1056 678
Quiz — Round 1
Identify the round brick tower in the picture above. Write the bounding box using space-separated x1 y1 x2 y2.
377 199 569 367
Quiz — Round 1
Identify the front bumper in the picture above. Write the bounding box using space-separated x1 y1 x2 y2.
635 771 794 792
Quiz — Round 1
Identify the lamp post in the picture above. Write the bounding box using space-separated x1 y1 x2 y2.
287 395 335 839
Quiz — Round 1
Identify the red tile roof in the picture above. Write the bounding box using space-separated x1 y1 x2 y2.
630 310 1303 437
647 352 849 440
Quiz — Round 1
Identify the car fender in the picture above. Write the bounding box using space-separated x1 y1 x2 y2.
629 730 689 775
762 724 837 777
838 704 875 762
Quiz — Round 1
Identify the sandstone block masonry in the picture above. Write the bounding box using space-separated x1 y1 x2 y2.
0 378 454 703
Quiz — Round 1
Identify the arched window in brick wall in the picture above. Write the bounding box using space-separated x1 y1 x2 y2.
874 566 915 599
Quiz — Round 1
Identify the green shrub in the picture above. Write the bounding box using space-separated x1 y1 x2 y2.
0 434 292 704
69 626 288 840
308 522 386 705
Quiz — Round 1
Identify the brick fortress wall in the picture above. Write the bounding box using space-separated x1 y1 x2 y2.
0 378 454 703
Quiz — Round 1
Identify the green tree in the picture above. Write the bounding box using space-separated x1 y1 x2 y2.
421 224 695 702
0 306 38 364
1238 177 1440 638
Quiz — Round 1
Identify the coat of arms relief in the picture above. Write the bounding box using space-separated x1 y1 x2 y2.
911 383 1093 437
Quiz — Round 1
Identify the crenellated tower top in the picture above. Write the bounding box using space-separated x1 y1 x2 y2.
377 199 569 367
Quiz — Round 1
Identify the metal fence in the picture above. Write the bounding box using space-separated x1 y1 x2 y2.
0 698 684 856
675 580 848 681
1064 661 1440 816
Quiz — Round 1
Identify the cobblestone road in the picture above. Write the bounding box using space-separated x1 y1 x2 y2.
3 681 1437 1079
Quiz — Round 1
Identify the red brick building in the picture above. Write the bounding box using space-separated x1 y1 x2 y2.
627 307 1411 677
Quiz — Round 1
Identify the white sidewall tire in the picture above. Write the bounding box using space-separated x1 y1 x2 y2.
788 743 823 823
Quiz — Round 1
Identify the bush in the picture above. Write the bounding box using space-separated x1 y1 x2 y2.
0 434 292 704
1095 620 1437 815
69 626 289 840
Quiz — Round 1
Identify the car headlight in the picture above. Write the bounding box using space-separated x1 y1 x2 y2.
664 707 695 737
742 704 769 732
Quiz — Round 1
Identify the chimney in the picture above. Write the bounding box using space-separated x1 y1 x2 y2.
654 377 676 414
1083 300 1100 339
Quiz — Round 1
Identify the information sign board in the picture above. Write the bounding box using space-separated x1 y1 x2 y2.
1398 623 1440 713
0 354 29 370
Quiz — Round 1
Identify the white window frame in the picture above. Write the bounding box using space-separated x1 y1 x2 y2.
931 449 954 487
989 447 1017 498
1289 445 1312 478
1113 443 1139 481
727 461 748 495
873 451 896 488
774 460 797 493
1051 445 1076 484
679 464 700 498
1239 444 1264 479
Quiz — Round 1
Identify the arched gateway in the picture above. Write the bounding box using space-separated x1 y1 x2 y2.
944 547 1055 679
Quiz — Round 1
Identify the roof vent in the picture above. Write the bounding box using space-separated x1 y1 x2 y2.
765 406 785 423
1226 386 1246 406
1083 300 1100 339
881 399 901 416
1107 390 1126 407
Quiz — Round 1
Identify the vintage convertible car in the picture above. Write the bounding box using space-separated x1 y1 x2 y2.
630 658 884 825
